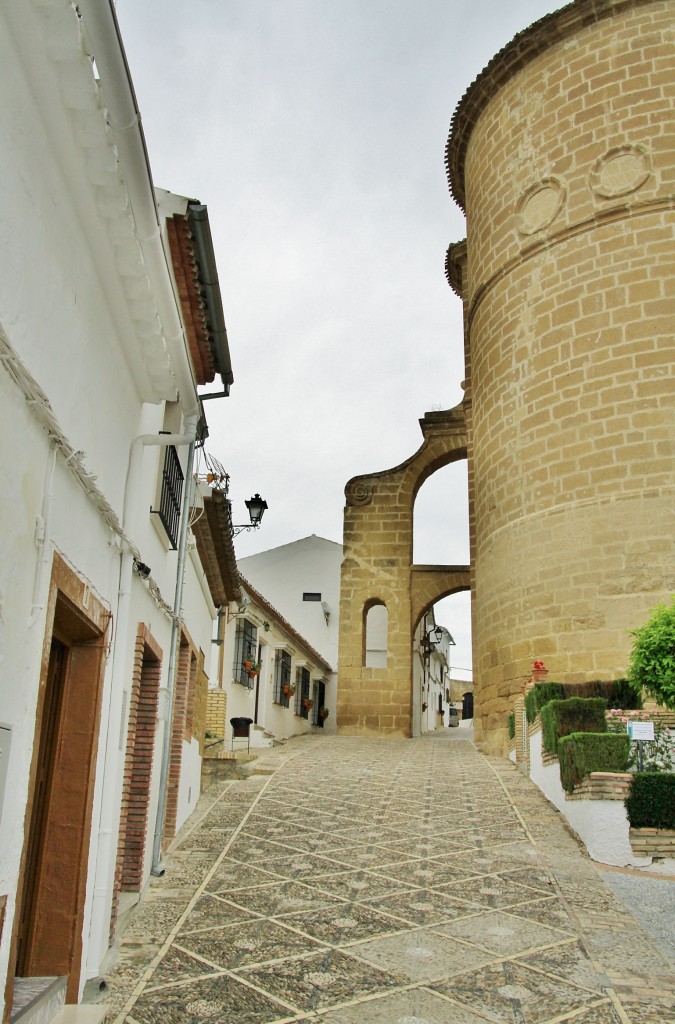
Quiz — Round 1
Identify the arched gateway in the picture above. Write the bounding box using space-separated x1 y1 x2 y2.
337 406 470 736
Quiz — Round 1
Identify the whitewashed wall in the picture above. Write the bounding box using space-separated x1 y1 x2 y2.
238 536 342 665
0 0 219 1000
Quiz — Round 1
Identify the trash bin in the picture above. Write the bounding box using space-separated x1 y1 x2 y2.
230 717 253 752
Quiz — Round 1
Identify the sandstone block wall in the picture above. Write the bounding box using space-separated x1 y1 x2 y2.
447 0 675 753
338 410 469 736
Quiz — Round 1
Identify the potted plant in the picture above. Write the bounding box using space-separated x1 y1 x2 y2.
282 683 295 697
243 658 253 671
303 698 314 710
532 660 548 683
319 707 329 720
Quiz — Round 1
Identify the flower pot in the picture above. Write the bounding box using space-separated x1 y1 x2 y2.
243 660 253 671
532 661 548 683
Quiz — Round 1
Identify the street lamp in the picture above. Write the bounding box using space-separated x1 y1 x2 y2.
231 493 268 537
423 625 447 657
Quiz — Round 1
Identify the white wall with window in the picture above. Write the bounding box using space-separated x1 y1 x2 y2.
222 582 333 749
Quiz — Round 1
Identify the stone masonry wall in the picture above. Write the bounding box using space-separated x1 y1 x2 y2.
338 410 469 736
449 0 675 752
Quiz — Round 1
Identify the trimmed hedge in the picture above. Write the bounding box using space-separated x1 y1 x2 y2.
541 697 608 755
564 679 642 710
625 773 675 830
523 680 638 725
525 681 565 723
558 732 631 793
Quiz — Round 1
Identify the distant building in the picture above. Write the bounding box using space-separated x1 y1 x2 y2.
210 576 334 752
238 534 342 669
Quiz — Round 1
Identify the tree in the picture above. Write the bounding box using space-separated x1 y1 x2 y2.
628 597 675 710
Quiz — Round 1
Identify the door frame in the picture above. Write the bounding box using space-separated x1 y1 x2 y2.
6 553 110 1011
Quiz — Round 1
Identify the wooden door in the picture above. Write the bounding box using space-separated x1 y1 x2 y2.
15 638 67 974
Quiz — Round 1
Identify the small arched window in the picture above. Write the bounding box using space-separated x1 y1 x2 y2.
363 601 388 668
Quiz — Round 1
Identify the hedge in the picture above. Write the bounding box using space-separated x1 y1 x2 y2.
523 680 638 726
558 732 631 793
563 679 642 710
625 773 675 830
508 712 515 740
540 697 608 755
525 681 565 723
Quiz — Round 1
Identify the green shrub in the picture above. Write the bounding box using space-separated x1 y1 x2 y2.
558 732 631 793
628 597 675 710
561 679 642 709
625 772 675 829
609 678 643 710
508 712 515 740
525 680 565 723
541 697 608 755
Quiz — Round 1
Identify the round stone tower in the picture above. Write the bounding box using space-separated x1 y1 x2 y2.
446 0 675 752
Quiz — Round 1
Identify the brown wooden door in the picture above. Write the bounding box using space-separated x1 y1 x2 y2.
16 638 68 975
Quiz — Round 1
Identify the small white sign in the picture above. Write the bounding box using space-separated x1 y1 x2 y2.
628 721 655 741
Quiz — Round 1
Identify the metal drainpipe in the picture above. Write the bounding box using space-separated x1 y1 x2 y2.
151 436 197 875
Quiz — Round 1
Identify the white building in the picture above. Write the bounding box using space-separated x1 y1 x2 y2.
220 577 334 750
414 616 455 735
237 535 342 667
0 2 238 1017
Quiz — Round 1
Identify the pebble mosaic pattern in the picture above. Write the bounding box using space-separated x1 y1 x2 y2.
105 733 675 1022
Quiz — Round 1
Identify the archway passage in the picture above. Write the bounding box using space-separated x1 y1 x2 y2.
337 405 470 736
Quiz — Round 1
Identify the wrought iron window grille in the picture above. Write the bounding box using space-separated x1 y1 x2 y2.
151 445 184 549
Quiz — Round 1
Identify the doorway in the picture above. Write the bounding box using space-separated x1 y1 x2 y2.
13 557 109 1003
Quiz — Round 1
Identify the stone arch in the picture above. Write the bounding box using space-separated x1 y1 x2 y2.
411 569 470 637
337 405 470 736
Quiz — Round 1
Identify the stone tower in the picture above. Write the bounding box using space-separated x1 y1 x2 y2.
446 0 675 752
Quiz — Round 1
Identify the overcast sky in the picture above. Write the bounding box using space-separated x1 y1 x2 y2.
116 0 563 678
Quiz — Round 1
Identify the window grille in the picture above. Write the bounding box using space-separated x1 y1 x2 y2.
155 445 184 549
273 650 292 706
296 667 310 717
234 620 258 688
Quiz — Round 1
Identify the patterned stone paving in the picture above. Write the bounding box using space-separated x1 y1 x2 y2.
104 733 675 1023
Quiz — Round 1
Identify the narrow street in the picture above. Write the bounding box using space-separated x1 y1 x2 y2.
104 732 675 1023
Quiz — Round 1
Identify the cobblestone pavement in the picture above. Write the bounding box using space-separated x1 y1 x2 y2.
104 732 675 1024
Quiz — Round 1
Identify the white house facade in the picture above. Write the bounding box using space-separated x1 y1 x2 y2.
220 577 334 751
0 2 238 1017
237 535 342 669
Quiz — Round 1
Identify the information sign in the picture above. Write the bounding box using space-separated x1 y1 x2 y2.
628 721 655 741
